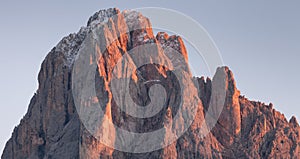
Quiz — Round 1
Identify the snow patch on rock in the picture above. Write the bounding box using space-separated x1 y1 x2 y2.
54 27 88 68
55 8 121 68
87 8 120 27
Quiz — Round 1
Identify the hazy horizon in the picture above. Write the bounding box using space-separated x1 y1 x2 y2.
1 1 299 154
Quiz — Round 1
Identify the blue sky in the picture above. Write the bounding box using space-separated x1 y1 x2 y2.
1 0 299 154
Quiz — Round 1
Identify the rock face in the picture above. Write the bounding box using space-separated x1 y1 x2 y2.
2 8 300 159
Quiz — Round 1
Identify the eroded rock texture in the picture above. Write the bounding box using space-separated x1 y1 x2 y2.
2 8 300 159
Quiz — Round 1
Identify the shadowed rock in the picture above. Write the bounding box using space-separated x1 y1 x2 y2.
2 8 299 159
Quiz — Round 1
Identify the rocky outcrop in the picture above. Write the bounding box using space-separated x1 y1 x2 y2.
2 8 300 159
211 67 241 147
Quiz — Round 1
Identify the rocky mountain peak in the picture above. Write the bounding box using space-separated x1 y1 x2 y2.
2 8 299 159
290 116 299 127
156 32 188 62
219 66 238 93
209 66 241 146
87 8 120 26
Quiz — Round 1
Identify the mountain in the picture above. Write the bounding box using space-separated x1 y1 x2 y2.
2 8 299 159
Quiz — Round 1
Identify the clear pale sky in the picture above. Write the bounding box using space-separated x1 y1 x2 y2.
0 0 299 154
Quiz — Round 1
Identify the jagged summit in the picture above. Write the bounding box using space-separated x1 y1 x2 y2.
290 116 299 127
87 8 120 26
2 8 300 159
52 8 188 70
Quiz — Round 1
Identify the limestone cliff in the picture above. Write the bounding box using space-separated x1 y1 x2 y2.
2 8 299 159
